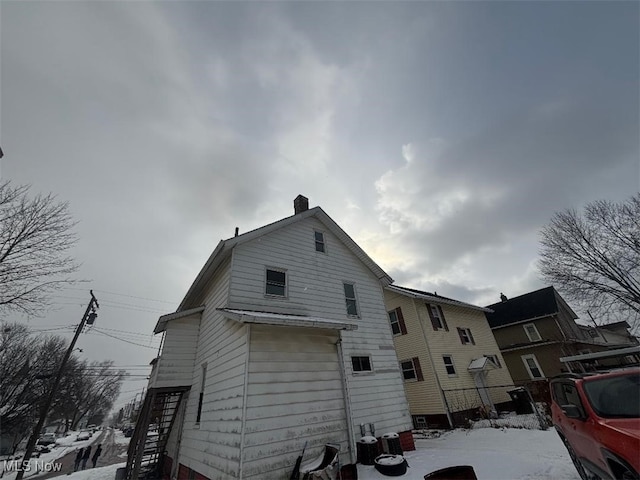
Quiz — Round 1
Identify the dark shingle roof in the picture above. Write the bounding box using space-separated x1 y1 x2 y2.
485 286 559 328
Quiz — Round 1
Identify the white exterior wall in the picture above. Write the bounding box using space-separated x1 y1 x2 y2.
176 256 250 479
242 325 348 479
150 317 200 389
229 217 412 441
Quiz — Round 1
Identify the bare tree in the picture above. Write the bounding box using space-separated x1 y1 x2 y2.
0 181 79 316
539 194 640 332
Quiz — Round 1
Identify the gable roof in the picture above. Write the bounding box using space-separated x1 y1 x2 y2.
178 206 393 311
386 285 492 313
485 286 577 329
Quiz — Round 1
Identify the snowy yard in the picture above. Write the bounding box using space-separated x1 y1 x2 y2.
358 428 580 480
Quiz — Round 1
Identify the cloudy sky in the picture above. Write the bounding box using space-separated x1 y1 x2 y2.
1 1 638 412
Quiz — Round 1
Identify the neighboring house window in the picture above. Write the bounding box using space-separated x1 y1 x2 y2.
457 327 475 345
388 307 407 335
523 323 542 342
265 268 287 296
588 328 599 338
413 416 428 429
314 231 326 253
426 304 449 331
351 356 372 373
400 357 424 381
442 355 456 376
485 354 502 368
343 282 358 316
196 363 207 424
521 354 545 379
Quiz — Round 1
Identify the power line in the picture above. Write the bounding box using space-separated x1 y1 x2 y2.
89 329 159 349
63 287 178 305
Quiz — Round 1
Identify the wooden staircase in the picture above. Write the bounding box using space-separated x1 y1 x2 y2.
124 387 189 479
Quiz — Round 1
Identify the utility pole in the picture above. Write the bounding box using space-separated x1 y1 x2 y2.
16 291 99 480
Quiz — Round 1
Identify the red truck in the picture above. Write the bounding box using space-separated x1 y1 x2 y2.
550 368 639 480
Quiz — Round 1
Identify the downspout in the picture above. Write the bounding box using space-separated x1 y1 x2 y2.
412 297 454 429
336 332 357 464
238 325 251 480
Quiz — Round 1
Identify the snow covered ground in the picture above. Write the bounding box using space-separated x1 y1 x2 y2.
357 428 580 480
54 462 124 480
0 430 101 480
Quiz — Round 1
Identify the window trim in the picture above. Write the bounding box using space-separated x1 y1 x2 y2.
414 416 428 429
426 303 448 331
523 323 542 342
442 355 457 377
351 355 373 374
400 357 424 382
457 327 475 345
343 282 359 317
265 267 288 298
521 354 545 379
314 230 326 253
196 362 207 424
485 354 502 368
388 307 407 336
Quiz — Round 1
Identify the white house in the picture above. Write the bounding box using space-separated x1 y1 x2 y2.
124 195 413 480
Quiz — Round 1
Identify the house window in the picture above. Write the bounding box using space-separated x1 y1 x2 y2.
521 354 544 379
351 356 372 373
265 268 287 296
388 307 407 335
457 327 475 345
400 357 423 381
523 323 542 342
413 416 428 429
442 355 456 376
314 231 326 253
343 283 358 316
196 363 207 424
426 304 448 331
485 354 502 368
588 328 599 338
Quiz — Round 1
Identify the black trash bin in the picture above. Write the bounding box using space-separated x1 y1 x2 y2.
507 388 533 414
424 465 477 480
356 436 379 465
381 432 403 455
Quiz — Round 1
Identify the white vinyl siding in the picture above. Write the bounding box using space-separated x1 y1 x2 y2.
228 217 412 439
150 316 200 389
178 256 249 480
242 325 348 480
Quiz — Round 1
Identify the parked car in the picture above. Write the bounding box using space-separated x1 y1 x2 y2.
550 368 640 480
37 433 57 446
76 431 91 441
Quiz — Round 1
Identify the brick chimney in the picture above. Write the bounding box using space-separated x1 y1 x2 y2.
294 195 309 214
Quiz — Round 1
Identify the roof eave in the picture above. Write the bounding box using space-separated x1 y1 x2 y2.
386 285 492 313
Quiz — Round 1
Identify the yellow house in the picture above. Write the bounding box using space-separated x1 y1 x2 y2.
384 285 514 429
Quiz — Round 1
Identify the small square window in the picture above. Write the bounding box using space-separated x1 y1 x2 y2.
343 283 358 316
443 355 456 376
414 416 428 429
266 269 286 296
351 356 372 372
485 354 501 368
314 231 326 253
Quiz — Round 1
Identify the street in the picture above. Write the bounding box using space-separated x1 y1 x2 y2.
37 429 128 480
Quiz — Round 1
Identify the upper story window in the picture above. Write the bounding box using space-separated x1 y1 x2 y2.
265 268 287 296
388 307 407 335
442 355 456 376
351 356 372 373
314 231 326 253
426 303 448 331
343 282 358 316
400 357 423 381
523 323 542 342
485 354 502 368
457 327 475 345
